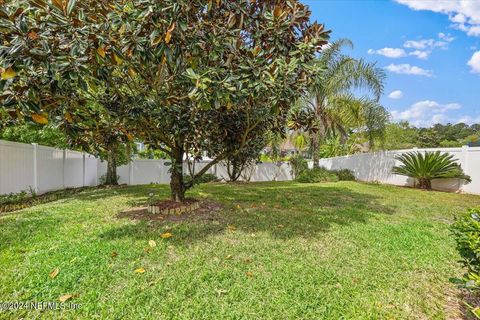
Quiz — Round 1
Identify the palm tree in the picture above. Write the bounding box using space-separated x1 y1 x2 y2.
293 39 389 166
392 151 471 189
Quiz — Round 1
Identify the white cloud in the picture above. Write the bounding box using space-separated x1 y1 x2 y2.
403 39 433 49
438 32 455 42
391 100 463 127
453 23 480 36
368 48 407 58
388 90 404 99
403 39 448 50
385 63 433 77
369 34 451 61
467 51 480 73
457 115 480 124
395 0 480 37
409 50 430 59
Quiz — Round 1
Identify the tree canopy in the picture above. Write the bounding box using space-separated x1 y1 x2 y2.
1 0 330 201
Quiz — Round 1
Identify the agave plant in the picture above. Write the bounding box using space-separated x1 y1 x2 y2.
392 151 471 190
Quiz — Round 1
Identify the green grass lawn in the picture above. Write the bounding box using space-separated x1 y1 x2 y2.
1 181 479 319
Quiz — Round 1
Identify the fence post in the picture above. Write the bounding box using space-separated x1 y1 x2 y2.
32 143 38 194
129 161 134 185
82 152 86 187
62 149 66 188
462 145 470 193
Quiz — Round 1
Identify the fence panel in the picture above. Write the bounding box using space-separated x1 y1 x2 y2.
0 140 35 194
84 155 98 187
64 150 84 188
1 139 479 196
36 145 64 193
319 147 480 195
132 160 169 185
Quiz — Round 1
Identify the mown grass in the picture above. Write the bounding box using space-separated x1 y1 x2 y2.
1 181 479 319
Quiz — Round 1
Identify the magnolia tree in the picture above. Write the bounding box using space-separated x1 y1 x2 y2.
0 0 330 201
0 0 136 185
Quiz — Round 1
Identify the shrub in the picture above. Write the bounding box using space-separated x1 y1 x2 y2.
392 151 471 189
183 173 219 186
296 167 339 183
331 169 356 181
451 208 480 291
289 154 309 179
0 190 29 206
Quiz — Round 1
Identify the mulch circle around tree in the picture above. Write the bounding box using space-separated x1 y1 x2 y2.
118 199 223 222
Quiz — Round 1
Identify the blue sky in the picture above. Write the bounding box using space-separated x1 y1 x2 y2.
304 0 480 127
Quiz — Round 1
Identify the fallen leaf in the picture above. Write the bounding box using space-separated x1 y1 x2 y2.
96 46 106 58
31 113 48 124
246 271 253 277
277 224 284 229
144 247 152 253
148 240 157 247
225 255 233 260
227 225 236 231
49 268 60 279
27 31 38 40
64 112 73 123
160 232 172 239
134 267 146 273
236 204 241 209
1 67 16 80
58 294 72 302
111 251 118 258
112 52 123 65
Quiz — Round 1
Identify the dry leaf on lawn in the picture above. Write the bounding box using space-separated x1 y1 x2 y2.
49 268 60 279
160 232 172 239
134 267 146 273
58 294 72 302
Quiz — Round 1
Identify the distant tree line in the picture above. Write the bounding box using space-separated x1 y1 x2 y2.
382 121 480 150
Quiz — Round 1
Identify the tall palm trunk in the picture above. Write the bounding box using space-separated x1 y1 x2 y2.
311 94 327 168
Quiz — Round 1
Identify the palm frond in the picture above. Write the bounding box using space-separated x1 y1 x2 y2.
392 151 471 189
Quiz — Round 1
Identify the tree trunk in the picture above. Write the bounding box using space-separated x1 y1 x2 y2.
105 147 119 185
170 148 186 202
311 134 320 168
417 178 432 190
227 159 243 182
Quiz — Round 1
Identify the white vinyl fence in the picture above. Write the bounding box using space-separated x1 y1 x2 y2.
0 140 293 195
319 146 480 195
2 139 479 196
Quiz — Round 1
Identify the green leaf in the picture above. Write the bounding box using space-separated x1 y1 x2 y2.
66 0 77 15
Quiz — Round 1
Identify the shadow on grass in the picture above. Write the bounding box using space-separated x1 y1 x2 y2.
99 182 394 243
